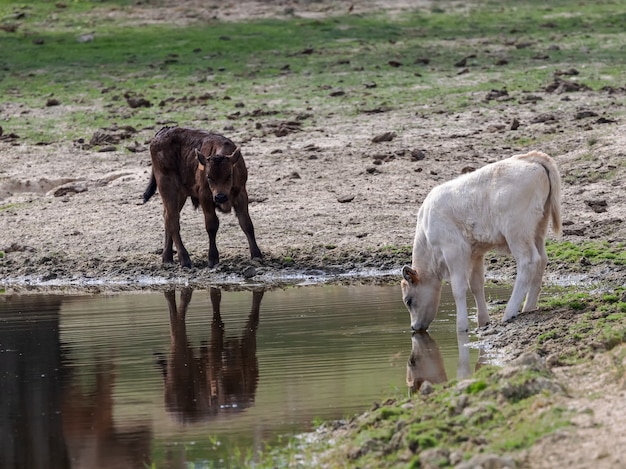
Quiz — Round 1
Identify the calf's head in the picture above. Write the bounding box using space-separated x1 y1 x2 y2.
401 265 442 331
196 147 241 205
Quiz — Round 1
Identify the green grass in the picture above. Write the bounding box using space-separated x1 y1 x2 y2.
536 289 626 364
546 240 626 266
1 0 625 142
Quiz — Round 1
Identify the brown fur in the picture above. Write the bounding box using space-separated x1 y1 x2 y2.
144 126 262 268
159 287 262 423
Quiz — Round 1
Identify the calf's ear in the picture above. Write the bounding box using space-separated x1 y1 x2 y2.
229 146 241 163
195 148 208 170
402 265 420 284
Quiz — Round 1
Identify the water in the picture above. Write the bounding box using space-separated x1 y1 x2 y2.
0 283 511 468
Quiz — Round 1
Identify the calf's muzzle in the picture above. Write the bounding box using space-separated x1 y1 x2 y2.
214 193 228 204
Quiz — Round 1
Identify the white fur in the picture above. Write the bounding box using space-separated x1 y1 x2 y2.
401 151 561 331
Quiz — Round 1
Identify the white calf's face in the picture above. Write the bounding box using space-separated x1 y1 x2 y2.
401 266 442 331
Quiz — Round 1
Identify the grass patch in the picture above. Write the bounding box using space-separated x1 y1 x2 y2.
537 290 626 364
546 240 626 266
1 0 625 143
256 360 571 467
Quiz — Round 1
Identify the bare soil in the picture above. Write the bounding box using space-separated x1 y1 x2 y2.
1 2 625 467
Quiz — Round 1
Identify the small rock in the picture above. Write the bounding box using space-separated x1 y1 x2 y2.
337 195 355 203
519 94 543 104
410 149 426 161
457 454 516 469
574 110 599 120
420 448 450 467
544 77 591 93
51 181 89 197
510 117 520 130
585 199 608 213
371 131 396 143
595 117 618 124
77 32 95 43
485 89 509 101
486 124 506 132
97 145 117 152
242 266 257 279
531 113 558 124
554 68 579 76
125 94 151 108
563 227 585 236
454 57 467 67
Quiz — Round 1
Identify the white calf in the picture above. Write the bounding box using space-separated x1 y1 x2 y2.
401 151 561 332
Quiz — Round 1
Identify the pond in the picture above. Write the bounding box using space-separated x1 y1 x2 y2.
0 283 511 468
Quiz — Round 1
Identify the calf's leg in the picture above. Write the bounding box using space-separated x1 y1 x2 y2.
450 273 470 332
162 222 174 264
456 331 471 380
444 247 472 332
469 255 489 327
503 241 542 321
202 205 220 268
233 192 263 260
162 195 192 268
522 236 548 312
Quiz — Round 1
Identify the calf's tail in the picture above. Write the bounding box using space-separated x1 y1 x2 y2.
515 151 562 235
546 158 562 236
143 172 157 204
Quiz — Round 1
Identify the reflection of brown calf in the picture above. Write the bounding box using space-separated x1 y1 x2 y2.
62 362 152 469
161 286 262 423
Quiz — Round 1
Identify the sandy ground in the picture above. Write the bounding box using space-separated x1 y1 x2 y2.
1 1 625 467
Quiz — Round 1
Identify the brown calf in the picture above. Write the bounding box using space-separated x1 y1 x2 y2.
143 126 262 268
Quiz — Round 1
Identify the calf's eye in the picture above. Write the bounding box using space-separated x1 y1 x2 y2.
404 298 412 308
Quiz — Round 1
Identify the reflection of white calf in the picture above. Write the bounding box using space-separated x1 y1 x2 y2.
456 331 472 380
401 151 562 332
407 331 484 393
406 332 447 393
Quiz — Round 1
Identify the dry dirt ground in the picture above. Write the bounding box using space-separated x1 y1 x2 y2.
0 1 625 468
